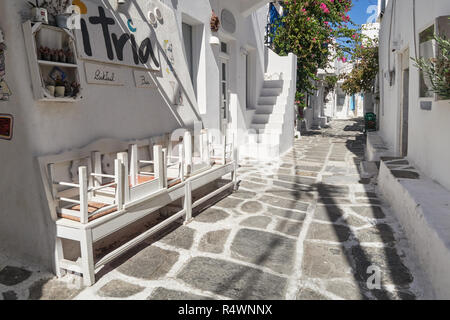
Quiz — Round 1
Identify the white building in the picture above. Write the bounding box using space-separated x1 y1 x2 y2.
376 0 450 186
0 0 296 283
374 0 450 298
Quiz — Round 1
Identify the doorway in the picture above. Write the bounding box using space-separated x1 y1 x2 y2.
399 48 410 157
219 57 229 133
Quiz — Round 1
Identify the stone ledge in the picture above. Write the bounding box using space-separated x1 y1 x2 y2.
378 160 450 299
365 131 392 161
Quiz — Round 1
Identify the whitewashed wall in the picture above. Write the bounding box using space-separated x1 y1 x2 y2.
0 0 278 269
0 0 200 268
378 0 450 190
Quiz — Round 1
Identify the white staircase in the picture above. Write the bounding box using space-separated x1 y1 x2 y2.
241 78 288 160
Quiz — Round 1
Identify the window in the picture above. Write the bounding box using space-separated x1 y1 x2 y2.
419 25 435 98
418 17 450 99
221 42 228 54
182 22 193 84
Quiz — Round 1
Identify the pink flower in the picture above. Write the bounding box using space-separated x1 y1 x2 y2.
320 3 330 14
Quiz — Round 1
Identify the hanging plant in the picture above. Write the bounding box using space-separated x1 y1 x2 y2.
210 10 220 32
412 33 450 100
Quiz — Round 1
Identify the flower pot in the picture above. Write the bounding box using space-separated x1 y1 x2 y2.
46 85 55 97
55 86 65 97
31 7 48 24
56 15 69 29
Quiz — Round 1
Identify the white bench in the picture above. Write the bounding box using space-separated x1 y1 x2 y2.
39 129 238 286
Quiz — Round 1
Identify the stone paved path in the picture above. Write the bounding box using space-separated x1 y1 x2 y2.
0 119 428 300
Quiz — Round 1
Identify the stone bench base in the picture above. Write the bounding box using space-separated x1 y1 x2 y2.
378 158 450 299
365 131 392 161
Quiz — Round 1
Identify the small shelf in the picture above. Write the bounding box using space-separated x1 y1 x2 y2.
38 60 78 68
22 20 83 103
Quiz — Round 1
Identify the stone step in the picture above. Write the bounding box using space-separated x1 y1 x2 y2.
258 95 287 105
252 113 285 124
263 79 284 88
260 87 283 96
255 104 285 114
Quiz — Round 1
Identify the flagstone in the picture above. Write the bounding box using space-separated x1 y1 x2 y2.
0 266 32 286
177 257 287 299
98 279 144 298
195 208 230 223
28 278 82 300
240 216 272 229
230 229 296 274
306 222 352 242
198 229 231 254
116 246 179 280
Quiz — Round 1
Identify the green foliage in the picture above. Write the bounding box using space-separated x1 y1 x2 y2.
341 37 379 95
270 0 359 95
324 75 338 90
412 34 450 100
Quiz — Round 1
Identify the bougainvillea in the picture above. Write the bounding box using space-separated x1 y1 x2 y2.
341 37 379 95
270 0 360 107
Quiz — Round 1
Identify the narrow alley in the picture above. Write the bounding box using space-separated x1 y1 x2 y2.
0 119 428 300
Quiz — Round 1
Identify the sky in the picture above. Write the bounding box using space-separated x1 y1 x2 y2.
348 0 379 26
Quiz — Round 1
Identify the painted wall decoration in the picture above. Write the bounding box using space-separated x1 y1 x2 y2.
84 61 125 86
0 28 12 101
163 39 175 74
0 114 13 140
74 1 160 71
221 9 236 34
134 70 157 89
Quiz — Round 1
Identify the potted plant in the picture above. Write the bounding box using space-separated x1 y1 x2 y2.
38 46 45 60
63 80 72 97
65 49 74 64
28 1 49 24
71 81 80 98
50 48 58 62
58 49 65 63
42 0 71 28
54 76 65 97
